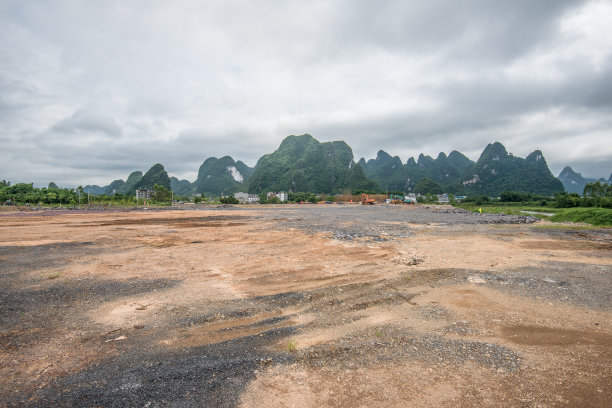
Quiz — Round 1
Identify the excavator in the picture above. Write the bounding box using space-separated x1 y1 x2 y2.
390 194 415 204
389 194 404 204
361 193 375 205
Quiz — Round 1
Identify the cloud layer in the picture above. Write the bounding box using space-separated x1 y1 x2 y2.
1 0 611 186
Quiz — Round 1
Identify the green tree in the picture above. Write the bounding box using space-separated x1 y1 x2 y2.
220 196 239 204
152 184 171 202
413 178 443 195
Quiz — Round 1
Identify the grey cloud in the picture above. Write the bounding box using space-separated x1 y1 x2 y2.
51 108 123 136
1 0 611 186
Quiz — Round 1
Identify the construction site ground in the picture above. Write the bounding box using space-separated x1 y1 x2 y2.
0 204 611 407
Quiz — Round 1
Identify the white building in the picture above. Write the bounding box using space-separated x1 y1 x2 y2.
234 192 249 203
405 193 417 203
277 192 288 202
234 192 260 204
437 194 450 203
136 189 151 200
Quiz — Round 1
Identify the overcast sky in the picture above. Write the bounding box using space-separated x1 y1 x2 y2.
2 0 611 186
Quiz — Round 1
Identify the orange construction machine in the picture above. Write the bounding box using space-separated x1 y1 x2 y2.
361 193 375 205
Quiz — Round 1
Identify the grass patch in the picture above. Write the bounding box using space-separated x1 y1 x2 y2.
455 204 558 218
47 272 61 280
532 224 600 231
287 339 297 352
548 207 612 226
455 203 612 226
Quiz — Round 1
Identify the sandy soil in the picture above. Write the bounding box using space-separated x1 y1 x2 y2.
0 205 610 407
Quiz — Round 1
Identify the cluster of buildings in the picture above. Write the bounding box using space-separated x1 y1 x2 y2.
266 191 288 202
233 192 259 204
233 191 288 204
135 189 152 200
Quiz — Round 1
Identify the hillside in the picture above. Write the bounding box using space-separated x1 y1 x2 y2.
117 171 143 195
170 177 194 196
361 149 476 193
558 166 610 194
361 142 563 196
83 185 106 195
461 143 563 196
105 179 125 195
134 164 171 191
362 150 410 192
194 156 252 194
79 139 570 197
246 134 378 194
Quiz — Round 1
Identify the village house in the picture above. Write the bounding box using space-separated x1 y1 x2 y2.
234 192 260 204
266 191 288 202
437 194 450 203
135 189 151 200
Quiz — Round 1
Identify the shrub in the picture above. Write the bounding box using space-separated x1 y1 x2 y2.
220 196 239 204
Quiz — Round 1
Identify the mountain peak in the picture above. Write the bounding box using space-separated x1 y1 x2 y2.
559 166 578 178
278 134 316 149
376 150 392 162
525 150 545 163
478 142 508 162
417 153 434 166
194 155 251 194
134 163 171 191
246 134 375 193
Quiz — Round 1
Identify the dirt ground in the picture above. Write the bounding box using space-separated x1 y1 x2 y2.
0 204 610 407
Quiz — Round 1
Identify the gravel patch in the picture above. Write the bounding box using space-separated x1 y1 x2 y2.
298 326 521 372
250 205 538 241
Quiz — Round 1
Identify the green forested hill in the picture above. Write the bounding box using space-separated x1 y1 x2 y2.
83 184 106 195
246 134 378 193
461 144 563 195
362 150 409 191
361 142 563 196
105 179 125 195
194 156 252 194
78 138 568 197
557 166 608 194
117 171 143 195
134 164 171 191
361 149 476 193
170 177 194 195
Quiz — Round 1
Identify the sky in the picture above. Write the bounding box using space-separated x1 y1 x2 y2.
1 0 611 187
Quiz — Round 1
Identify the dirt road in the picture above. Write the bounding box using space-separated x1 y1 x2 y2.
1 205 610 407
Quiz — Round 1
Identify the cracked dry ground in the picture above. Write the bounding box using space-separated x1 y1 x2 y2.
0 206 611 407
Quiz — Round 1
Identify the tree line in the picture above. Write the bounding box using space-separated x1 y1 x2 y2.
0 181 178 206
460 181 611 208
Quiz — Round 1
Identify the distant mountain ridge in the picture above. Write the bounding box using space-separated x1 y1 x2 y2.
359 141 563 196
558 166 610 194
194 156 253 195
246 134 377 194
83 136 596 197
462 143 562 195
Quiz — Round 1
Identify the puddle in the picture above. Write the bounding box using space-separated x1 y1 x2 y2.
502 325 612 347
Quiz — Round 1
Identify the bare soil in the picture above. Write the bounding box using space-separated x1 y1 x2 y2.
0 204 610 407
